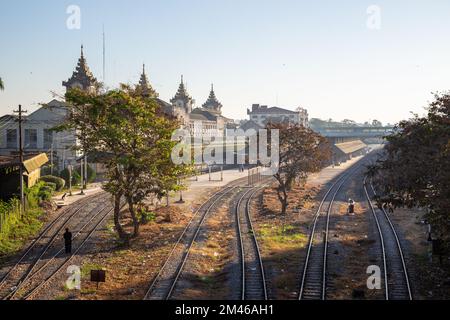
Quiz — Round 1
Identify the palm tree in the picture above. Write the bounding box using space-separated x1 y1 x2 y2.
0 77 4 90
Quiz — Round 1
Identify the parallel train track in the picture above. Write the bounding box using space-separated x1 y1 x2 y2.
144 171 270 300
298 162 362 300
0 192 115 300
235 185 268 300
363 178 412 300
144 178 249 300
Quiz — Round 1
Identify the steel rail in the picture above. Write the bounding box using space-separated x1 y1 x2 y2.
299 162 363 300
240 184 269 300
164 186 239 299
143 185 236 299
368 181 413 300
363 177 389 300
6 194 111 300
1 193 108 299
23 202 119 300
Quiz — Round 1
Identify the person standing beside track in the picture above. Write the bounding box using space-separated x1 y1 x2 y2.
64 228 73 254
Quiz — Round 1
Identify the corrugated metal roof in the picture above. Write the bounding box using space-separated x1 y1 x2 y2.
334 140 367 154
23 153 49 173
0 153 49 173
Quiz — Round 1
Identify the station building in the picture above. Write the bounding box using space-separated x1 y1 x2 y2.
0 46 235 174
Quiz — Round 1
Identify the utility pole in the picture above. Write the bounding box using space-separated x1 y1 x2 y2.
80 158 85 195
84 154 88 189
103 24 106 83
68 164 73 196
176 177 185 204
14 105 27 215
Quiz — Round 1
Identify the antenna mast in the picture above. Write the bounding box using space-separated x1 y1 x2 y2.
102 24 106 83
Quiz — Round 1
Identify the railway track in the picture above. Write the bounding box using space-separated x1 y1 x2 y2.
235 185 268 300
144 179 249 300
363 177 412 300
0 192 114 300
298 161 363 300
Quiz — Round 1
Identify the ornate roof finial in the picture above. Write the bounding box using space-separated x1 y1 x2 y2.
62 45 98 93
136 64 158 98
202 83 222 112
171 75 193 111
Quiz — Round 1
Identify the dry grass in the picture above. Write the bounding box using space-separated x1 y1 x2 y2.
173 199 234 299
252 181 318 299
389 207 450 299
38 194 216 300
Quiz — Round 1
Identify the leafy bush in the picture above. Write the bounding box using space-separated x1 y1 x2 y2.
25 182 43 208
1 185 45 255
60 168 81 186
40 175 65 191
0 202 44 255
44 182 57 191
38 186 53 201
137 208 156 224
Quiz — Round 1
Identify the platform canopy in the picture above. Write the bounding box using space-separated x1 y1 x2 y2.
0 153 49 174
334 140 367 154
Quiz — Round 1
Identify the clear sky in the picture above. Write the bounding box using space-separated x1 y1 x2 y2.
1 0 450 124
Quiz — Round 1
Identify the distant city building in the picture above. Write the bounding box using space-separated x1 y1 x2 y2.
246 104 309 127
238 119 264 132
168 79 234 138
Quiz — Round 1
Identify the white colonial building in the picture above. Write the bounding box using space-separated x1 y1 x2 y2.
246 104 309 127
0 100 80 170
135 67 234 138
1 46 236 172
0 46 97 171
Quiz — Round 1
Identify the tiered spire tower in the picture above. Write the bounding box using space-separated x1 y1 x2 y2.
170 75 194 113
202 83 223 113
62 45 98 93
137 64 158 98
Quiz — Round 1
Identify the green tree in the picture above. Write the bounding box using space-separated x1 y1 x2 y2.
59 85 190 242
268 122 331 215
369 91 450 246
0 77 4 90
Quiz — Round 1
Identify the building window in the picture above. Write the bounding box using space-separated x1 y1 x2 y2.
44 129 54 149
25 129 37 149
6 129 17 148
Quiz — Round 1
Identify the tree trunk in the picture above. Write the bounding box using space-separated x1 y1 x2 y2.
127 197 140 238
276 184 289 215
114 192 130 243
